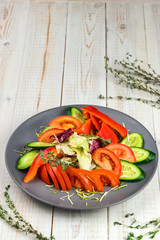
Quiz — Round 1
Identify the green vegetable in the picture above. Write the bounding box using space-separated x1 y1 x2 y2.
68 133 90 152
74 147 92 170
120 160 145 181
121 132 143 147
131 147 155 163
27 142 54 149
67 107 85 124
41 125 53 133
17 150 40 169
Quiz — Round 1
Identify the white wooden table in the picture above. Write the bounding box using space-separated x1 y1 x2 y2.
0 1 160 239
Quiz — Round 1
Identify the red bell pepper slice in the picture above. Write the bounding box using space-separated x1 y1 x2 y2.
49 116 82 130
23 147 57 183
92 148 122 177
97 122 118 143
90 115 101 131
76 119 95 135
38 164 50 185
81 106 128 138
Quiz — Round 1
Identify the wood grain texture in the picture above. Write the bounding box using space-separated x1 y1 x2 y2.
0 2 160 240
0 2 67 240
53 3 108 240
106 2 160 239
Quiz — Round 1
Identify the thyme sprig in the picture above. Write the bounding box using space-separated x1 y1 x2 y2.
0 185 55 240
40 150 70 170
104 53 160 109
114 212 160 239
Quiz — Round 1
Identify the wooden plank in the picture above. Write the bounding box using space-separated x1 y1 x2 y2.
0 2 30 239
106 2 160 239
0 2 67 239
144 2 160 188
53 3 108 240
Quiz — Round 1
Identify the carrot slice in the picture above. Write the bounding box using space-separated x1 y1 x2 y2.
57 165 72 190
45 163 60 190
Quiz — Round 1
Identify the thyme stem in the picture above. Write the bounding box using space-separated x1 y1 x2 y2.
0 185 55 240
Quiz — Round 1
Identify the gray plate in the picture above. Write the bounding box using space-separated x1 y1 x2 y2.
5 105 158 210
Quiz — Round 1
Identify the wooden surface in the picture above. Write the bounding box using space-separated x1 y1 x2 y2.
0 2 160 240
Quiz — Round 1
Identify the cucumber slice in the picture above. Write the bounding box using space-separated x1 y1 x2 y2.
120 160 145 181
17 150 40 169
121 132 143 147
131 147 155 163
41 126 53 133
67 107 85 124
27 142 54 149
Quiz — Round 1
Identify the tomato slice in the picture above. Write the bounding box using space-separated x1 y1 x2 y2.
92 169 120 187
106 143 136 163
38 128 64 143
57 165 72 190
38 164 50 185
23 147 56 183
51 164 67 191
45 163 60 190
70 176 84 190
90 115 101 131
76 119 95 135
97 122 118 143
92 148 122 177
80 169 104 192
49 116 82 130
66 167 93 192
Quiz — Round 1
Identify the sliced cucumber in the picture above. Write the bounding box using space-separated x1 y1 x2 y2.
17 150 40 169
41 125 53 133
27 142 54 149
131 147 155 163
121 132 143 147
67 107 85 124
120 160 145 181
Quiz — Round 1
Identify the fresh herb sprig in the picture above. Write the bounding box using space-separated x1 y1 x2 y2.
0 185 55 240
114 212 160 239
40 150 70 170
102 53 160 109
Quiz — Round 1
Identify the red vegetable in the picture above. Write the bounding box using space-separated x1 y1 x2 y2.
92 148 122 177
90 115 101 131
38 128 64 143
57 165 72 190
97 122 118 143
66 167 93 192
23 147 56 183
106 143 136 163
81 106 127 138
91 169 120 187
38 164 50 185
76 118 94 135
45 163 60 190
49 116 82 130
